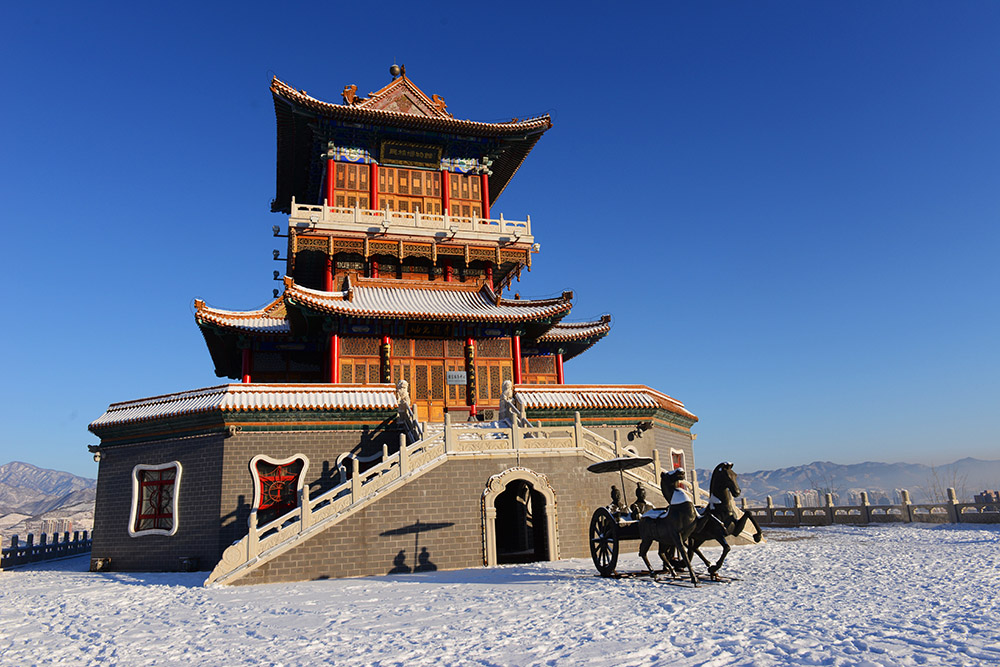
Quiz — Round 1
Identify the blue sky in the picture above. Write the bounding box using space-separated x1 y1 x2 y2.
2 2 998 479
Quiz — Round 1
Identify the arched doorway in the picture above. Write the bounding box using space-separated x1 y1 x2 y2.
494 480 548 564
482 467 559 567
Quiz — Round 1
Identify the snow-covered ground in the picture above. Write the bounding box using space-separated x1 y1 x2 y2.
2 524 998 666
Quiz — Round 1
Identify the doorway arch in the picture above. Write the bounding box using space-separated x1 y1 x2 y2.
482 467 559 567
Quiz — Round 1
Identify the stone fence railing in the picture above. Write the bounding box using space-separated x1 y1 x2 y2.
743 489 1000 527
1 531 92 570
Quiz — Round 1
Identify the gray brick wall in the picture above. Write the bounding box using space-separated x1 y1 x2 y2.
92 426 400 572
91 434 225 571
236 453 625 585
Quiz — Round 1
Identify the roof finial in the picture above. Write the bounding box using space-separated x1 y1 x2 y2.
390 62 405 79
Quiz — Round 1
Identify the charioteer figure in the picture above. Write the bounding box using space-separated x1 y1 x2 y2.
610 485 625 513
630 483 652 518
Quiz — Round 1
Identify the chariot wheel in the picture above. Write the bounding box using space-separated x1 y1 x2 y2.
589 507 619 577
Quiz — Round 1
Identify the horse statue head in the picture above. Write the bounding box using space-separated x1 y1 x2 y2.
710 461 740 500
660 468 691 506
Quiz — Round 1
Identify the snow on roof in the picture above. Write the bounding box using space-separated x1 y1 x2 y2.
195 299 292 334
285 281 572 323
514 384 697 421
89 384 397 431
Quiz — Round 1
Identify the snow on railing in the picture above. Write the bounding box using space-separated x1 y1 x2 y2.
1 531 92 570
744 488 1000 527
289 199 532 239
206 411 661 585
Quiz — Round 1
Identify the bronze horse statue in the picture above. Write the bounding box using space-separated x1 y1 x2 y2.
637 468 702 585
685 461 763 577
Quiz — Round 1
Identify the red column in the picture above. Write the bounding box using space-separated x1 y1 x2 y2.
370 162 378 210
441 169 450 214
485 266 493 290
480 173 490 219
556 352 565 384
512 335 522 384
326 159 336 208
328 333 340 383
241 348 252 384
324 256 333 292
466 337 477 418
371 260 379 279
444 262 453 282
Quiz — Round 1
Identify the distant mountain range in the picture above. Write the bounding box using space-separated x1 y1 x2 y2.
0 462 96 539
696 458 1000 506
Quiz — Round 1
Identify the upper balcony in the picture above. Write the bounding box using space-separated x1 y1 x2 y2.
288 198 534 246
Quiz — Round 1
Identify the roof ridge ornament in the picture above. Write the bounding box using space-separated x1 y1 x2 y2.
342 84 360 105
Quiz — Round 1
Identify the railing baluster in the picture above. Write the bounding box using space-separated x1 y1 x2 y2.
247 511 259 559
300 484 311 532
399 433 409 476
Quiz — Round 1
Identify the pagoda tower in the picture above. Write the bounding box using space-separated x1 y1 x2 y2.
88 68 699 583
194 69 611 422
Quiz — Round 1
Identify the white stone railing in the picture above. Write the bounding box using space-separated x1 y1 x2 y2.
206 412 664 586
289 198 532 240
745 488 1000 526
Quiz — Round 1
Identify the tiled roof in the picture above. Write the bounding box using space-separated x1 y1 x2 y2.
271 77 550 137
514 384 697 421
284 280 572 323
538 315 612 342
194 298 291 334
89 384 398 431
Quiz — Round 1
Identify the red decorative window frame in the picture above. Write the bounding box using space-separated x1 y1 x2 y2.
671 449 685 470
129 462 181 537
249 454 309 528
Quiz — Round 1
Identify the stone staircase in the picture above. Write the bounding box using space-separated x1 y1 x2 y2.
205 413 661 586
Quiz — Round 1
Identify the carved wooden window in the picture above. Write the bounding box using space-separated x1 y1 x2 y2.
414 339 443 358
521 355 557 385
129 462 181 537
392 338 411 357
528 356 555 375
447 340 465 358
477 364 489 401
414 365 428 399
475 361 508 401
379 167 441 215
391 362 412 388
490 366 501 399
449 173 482 218
431 365 445 400
477 338 510 358
340 359 380 385
250 455 308 528
341 337 378 357
333 162 370 209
